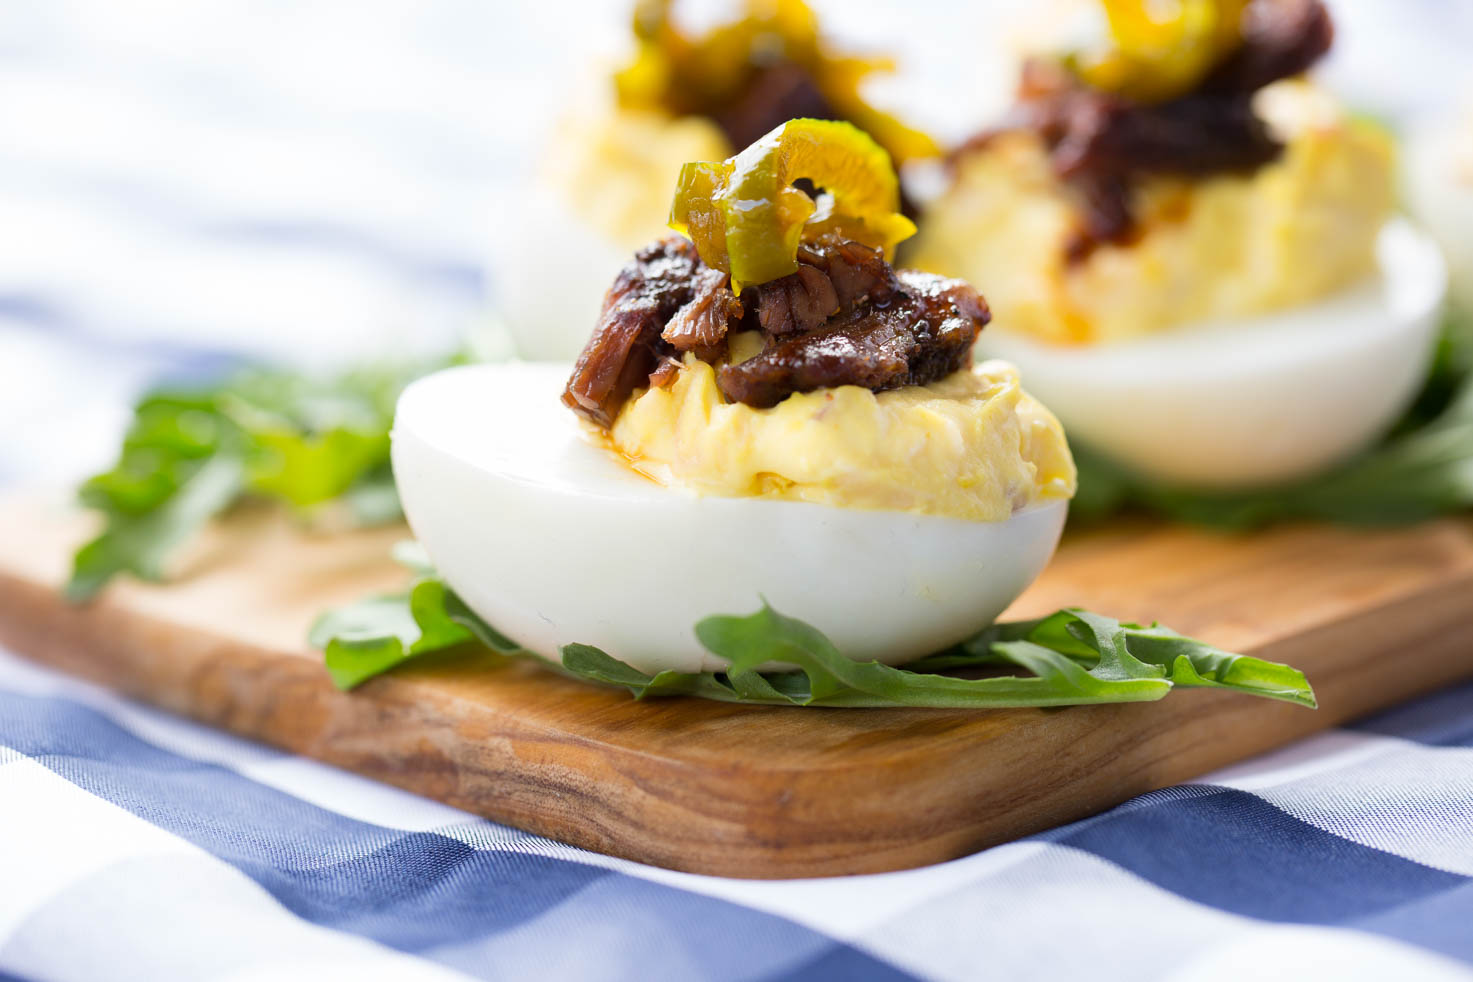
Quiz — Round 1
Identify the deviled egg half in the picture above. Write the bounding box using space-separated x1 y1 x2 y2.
490 0 937 362
909 0 1446 488
401 119 1075 674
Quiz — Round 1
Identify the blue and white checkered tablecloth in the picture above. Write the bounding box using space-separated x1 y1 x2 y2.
1 2 1471 980
3 647 1472 982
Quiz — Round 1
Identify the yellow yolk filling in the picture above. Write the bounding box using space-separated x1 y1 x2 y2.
544 107 731 251
908 82 1395 345
608 356 1076 523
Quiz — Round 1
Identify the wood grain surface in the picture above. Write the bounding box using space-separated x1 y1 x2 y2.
1 494 1471 878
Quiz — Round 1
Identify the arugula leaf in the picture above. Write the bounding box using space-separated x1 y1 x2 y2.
1069 314 1473 529
310 577 519 689
560 644 746 700
67 358 453 601
68 453 247 602
917 609 1317 707
312 573 1315 710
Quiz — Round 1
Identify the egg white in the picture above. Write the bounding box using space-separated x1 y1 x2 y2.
487 187 633 362
1403 115 1473 316
392 362 1067 675
976 220 1447 489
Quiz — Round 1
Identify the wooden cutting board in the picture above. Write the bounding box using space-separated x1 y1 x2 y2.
1 494 1471 879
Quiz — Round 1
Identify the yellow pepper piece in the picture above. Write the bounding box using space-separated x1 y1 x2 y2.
1076 0 1249 103
669 119 916 292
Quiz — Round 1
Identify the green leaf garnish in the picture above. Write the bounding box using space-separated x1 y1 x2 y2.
1070 313 1473 528
312 569 1315 710
68 453 248 602
67 358 456 601
311 577 519 689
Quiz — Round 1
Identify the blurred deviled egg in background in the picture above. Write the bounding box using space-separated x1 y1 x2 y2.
1403 97 1473 322
910 0 1446 489
489 0 937 361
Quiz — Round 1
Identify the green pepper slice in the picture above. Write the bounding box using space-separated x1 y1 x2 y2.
669 118 915 292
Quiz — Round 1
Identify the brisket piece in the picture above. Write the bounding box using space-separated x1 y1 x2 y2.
563 237 708 427
662 266 744 354
719 271 990 409
1204 0 1334 95
749 235 898 336
1048 90 1281 181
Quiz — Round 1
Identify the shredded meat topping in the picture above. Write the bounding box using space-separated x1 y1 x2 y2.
750 236 898 335
662 266 743 353
563 237 990 426
719 271 988 409
1204 0 1334 94
647 355 683 390
963 0 1333 259
561 238 705 427
797 237 900 312
754 263 837 336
